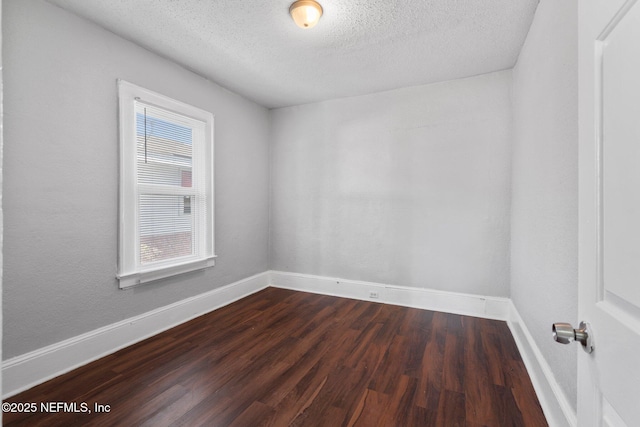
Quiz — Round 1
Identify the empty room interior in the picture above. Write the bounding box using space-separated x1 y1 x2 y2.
4 0 638 425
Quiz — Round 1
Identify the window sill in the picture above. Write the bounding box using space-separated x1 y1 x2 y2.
117 256 217 289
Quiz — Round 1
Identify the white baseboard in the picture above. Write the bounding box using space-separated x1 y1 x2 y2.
507 301 577 427
269 270 578 427
268 270 511 320
2 268 577 427
2 272 270 399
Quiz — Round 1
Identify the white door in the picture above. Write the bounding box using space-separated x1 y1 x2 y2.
578 0 640 425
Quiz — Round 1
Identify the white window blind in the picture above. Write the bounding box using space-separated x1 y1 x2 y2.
118 81 215 288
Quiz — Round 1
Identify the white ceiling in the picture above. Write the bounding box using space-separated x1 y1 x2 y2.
47 0 539 109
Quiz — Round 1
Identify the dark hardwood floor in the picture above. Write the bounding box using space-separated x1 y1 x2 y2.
3 288 547 426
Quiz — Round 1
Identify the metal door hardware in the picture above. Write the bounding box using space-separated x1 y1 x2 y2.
552 321 594 353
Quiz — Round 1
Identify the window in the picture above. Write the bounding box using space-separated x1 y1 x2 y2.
117 80 215 288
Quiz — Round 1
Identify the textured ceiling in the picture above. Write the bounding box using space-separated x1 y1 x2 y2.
46 0 539 109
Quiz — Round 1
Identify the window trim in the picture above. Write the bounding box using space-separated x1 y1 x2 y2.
117 80 215 289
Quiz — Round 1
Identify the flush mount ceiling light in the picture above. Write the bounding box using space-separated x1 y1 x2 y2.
289 0 323 29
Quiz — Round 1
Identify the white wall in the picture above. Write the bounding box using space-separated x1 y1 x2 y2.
270 71 513 296
3 0 270 358
511 0 579 411
4 4 582 419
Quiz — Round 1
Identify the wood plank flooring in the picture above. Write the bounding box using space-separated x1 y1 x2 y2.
3 288 547 426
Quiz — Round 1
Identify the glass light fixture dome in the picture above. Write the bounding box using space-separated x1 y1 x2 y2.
289 0 323 29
